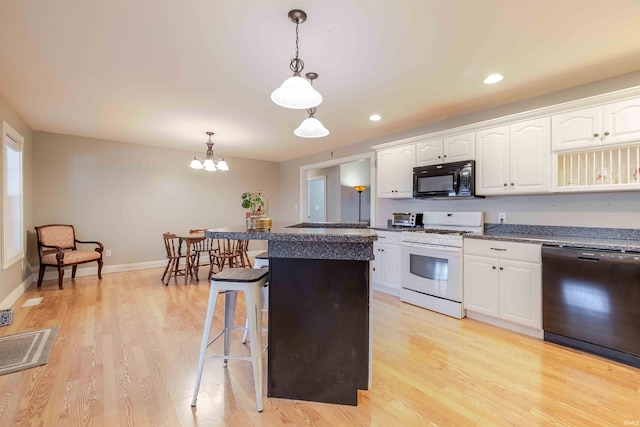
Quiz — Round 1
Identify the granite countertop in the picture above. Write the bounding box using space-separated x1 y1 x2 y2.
204 223 378 243
465 224 640 252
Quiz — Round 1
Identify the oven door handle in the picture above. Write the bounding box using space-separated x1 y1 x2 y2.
401 242 462 253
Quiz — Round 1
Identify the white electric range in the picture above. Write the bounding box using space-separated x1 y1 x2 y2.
400 211 483 318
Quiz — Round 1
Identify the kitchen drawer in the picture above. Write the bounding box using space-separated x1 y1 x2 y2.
463 238 541 262
375 230 402 245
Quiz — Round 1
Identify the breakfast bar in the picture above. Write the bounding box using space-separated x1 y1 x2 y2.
205 223 377 406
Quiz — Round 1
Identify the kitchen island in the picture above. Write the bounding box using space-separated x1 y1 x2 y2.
205 223 377 406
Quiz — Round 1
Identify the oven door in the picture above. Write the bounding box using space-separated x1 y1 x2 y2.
401 242 462 302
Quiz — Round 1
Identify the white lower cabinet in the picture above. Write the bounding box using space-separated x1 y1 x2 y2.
373 231 402 295
463 239 541 330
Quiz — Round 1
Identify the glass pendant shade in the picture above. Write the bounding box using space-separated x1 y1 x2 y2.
271 75 323 109
294 116 329 138
203 158 216 171
216 158 229 171
190 157 204 169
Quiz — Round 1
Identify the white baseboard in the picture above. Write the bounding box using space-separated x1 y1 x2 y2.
372 283 401 297
466 311 544 339
7 254 266 310
1 259 168 310
0 275 33 309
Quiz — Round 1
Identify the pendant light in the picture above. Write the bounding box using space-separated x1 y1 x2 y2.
271 9 322 109
294 72 329 138
189 132 229 171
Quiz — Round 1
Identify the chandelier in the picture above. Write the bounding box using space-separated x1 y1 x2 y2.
189 132 229 171
270 9 322 109
294 72 329 138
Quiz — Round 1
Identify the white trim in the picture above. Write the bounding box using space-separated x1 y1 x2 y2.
37 259 168 282
299 152 376 225
465 311 544 339
2 121 25 270
371 86 640 151
0 274 32 309
372 283 401 297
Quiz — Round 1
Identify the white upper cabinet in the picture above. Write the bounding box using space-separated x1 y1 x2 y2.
416 133 475 166
416 138 443 166
552 98 640 151
476 126 510 194
510 118 551 194
601 98 640 145
476 118 551 195
377 145 416 198
443 132 475 163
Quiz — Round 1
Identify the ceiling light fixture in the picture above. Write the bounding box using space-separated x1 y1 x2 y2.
483 73 504 84
294 72 329 138
369 114 382 121
271 9 322 109
189 132 229 171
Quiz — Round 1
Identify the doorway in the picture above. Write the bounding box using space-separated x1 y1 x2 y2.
307 176 326 222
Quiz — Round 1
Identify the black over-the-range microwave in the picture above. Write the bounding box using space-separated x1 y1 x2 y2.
412 160 477 199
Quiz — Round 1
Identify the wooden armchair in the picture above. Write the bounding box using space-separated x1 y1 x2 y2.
35 224 104 289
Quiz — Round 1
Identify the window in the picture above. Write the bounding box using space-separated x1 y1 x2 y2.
2 121 24 269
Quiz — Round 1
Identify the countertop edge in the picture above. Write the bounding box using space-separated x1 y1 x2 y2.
464 233 640 252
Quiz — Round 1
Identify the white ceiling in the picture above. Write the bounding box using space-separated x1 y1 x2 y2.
1 0 639 163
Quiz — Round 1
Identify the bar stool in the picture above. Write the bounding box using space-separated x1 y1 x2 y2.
243 251 269 344
191 267 269 412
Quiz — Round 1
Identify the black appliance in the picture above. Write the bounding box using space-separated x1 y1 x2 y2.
412 160 475 199
542 246 640 368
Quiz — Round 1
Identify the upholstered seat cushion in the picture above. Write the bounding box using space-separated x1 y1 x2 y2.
41 250 101 265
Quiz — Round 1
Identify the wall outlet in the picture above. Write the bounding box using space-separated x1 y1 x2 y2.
106 250 112 257
498 213 506 224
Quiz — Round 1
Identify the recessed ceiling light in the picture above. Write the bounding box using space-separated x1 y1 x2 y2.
369 114 382 121
483 74 504 84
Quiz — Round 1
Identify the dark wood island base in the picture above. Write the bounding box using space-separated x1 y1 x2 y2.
205 222 377 407
268 258 370 405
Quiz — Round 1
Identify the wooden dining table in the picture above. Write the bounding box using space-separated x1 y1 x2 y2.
174 230 205 285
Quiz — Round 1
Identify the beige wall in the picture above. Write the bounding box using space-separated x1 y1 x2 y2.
33 132 278 267
0 93 33 307
279 71 640 229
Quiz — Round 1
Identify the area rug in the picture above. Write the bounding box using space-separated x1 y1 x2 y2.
0 327 59 376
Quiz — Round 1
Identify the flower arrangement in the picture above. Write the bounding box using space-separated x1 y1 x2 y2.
241 189 266 216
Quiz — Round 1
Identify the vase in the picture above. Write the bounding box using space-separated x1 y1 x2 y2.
246 215 272 231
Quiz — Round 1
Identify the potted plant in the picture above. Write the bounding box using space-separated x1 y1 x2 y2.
242 189 271 230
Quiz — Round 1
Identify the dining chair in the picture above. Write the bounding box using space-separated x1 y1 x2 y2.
190 236 218 281
162 232 188 285
209 239 250 276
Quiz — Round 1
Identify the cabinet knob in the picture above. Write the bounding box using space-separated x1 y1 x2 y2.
510 183 514 186
604 132 610 136
593 133 599 137
438 156 441 159
503 183 508 187
499 267 504 271
492 266 496 270
381 249 384 252
443 155 447 158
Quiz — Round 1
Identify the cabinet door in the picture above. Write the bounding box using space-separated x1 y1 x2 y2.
601 98 640 145
476 126 509 195
551 107 602 151
498 259 541 329
372 242 384 285
395 145 416 197
510 118 551 194
377 149 397 198
381 244 401 291
463 255 499 317
416 139 443 166
443 132 475 163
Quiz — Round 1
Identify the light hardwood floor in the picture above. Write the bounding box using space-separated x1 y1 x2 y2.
0 268 638 426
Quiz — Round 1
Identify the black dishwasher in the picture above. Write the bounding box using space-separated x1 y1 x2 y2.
542 246 640 368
